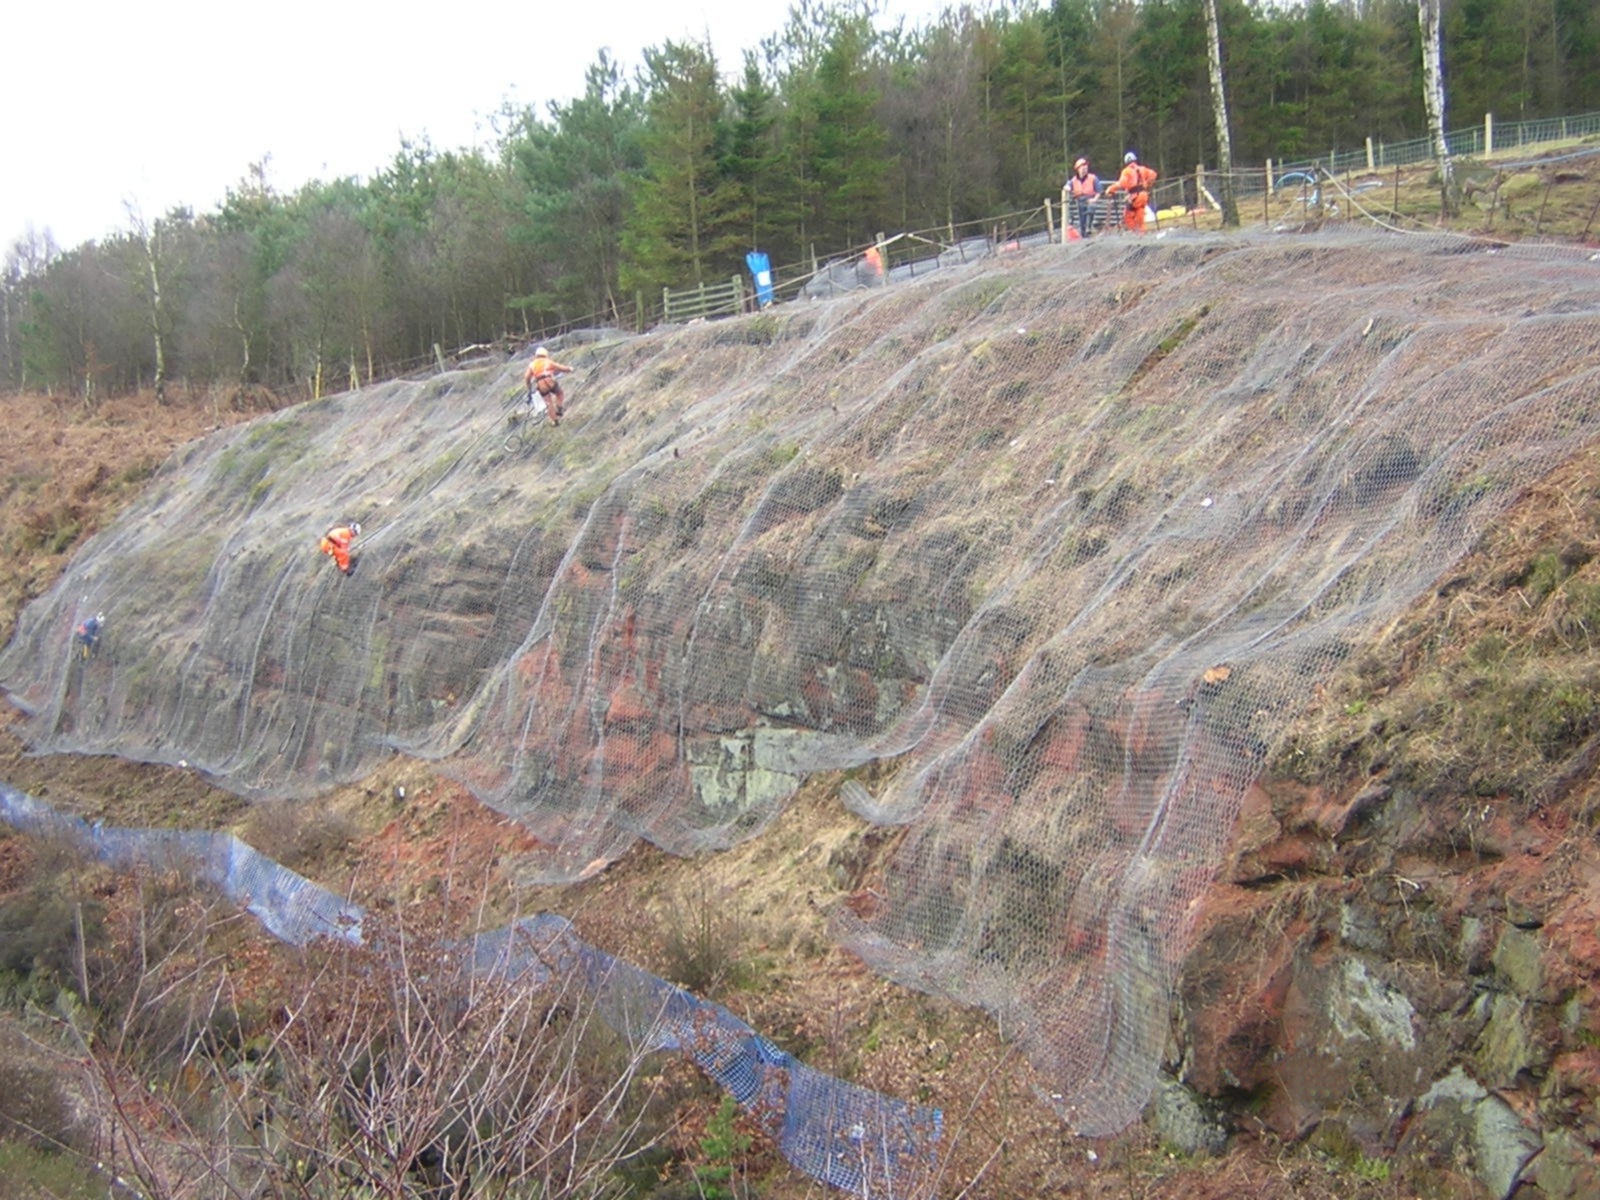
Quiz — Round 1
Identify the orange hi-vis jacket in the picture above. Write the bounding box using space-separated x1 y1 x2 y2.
524 352 572 395
1069 170 1098 199
1106 162 1158 208
320 525 357 573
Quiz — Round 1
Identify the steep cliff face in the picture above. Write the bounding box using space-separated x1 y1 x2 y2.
1178 446 1600 1196
5 230 1600 1153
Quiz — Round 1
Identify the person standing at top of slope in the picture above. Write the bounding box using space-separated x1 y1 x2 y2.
524 346 575 426
1067 157 1099 240
320 522 361 576
1104 151 1159 233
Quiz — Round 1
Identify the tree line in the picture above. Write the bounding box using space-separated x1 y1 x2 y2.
3 0 1596 403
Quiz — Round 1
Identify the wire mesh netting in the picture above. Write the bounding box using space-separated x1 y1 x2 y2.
4 229 1600 1134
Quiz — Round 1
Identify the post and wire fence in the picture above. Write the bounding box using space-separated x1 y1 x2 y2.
373 105 1600 395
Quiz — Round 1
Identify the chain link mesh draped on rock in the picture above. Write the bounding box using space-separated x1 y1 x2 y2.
5 231 1600 1134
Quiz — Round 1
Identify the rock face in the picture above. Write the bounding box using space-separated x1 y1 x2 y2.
1182 771 1600 1196
6 233 1600 1142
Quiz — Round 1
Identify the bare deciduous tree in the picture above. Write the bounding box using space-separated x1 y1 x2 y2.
75 881 665 1200
125 206 171 405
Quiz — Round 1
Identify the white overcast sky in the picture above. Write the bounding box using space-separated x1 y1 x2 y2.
3 0 959 255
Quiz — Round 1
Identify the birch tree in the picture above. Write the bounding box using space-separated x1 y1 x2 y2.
1417 0 1456 216
1202 0 1239 227
124 205 172 402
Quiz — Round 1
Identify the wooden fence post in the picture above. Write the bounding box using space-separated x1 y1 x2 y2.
1581 192 1600 242
1366 136 1375 172
1265 157 1273 222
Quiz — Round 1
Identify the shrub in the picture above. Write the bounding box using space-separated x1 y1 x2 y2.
658 881 753 997
238 798 357 874
0 1142 102 1199
0 1057 80 1152
0 840 107 998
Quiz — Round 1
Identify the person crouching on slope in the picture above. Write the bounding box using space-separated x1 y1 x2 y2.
75 612 104 659
320 521 361 576
1104 151 1159 233
524 345 575 426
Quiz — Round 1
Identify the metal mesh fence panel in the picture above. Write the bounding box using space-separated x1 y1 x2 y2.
4 229 1600 1133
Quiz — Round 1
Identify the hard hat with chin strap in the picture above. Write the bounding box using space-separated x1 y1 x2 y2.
1124 151 1138 164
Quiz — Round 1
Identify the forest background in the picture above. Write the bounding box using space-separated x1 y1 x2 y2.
4 0 1598 404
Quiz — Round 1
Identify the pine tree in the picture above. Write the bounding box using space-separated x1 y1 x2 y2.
800 13 891 249
721 55 792 263
503 52 643 324
622 40 745 295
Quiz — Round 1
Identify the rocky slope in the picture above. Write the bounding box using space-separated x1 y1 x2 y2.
3 229 1600 1197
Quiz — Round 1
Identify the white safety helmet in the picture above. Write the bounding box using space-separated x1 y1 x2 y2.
1124 151 1138 164
534 345 548 357
351 522 362 537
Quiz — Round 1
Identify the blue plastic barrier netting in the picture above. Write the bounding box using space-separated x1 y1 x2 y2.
0 783 940 1196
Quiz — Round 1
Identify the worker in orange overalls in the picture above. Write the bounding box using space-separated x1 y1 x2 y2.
863 244 884 282
523 346 575 426
1104 151 1159 233
319 521 361 576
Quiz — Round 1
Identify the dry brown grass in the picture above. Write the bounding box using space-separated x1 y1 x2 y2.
1274 443 1600 816
0 390 263 645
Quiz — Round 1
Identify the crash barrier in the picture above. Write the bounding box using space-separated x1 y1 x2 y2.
0 784 365 946
0 783 939 1197
8 233 1600 1138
